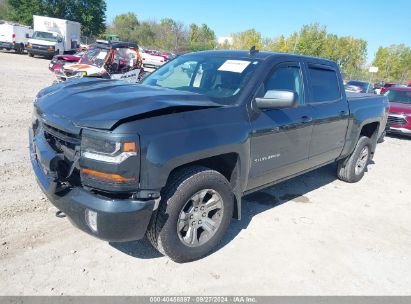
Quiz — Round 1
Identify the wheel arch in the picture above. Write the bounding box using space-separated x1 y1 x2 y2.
359 121 380 157
165 153 243 220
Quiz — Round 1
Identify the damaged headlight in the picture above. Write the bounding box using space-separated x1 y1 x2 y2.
81 136 137 164
80 133 140 189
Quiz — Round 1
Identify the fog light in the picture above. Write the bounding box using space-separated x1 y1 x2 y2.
85 209 98 232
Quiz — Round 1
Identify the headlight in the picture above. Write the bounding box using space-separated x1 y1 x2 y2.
81 136 137 164
80 134 139 190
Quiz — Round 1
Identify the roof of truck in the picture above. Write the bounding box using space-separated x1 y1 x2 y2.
91 41 138 49
188 50 337 66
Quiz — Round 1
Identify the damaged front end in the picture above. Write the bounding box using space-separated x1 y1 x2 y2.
29 109 155 242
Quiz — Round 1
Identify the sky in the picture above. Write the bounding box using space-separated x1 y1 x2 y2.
106 0 411 63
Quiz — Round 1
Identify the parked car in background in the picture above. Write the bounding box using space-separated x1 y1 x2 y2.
48 52 83 73
0 20 33 53
104 34 120 42
55 41 143 83
380 82 396 95
161 51 176 61
345 80 374 93
139 47 166 69
385 87 411 137
26 15 81 58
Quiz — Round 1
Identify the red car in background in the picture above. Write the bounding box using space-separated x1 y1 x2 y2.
380 82 397 95
385 87 411 137
48 52 83 73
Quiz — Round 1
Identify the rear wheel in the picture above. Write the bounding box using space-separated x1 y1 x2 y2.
28 52 34 57
15 44 24 54
147 166 234 263
337 136 372 183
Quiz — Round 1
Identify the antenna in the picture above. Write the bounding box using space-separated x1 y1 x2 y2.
249 46 259 56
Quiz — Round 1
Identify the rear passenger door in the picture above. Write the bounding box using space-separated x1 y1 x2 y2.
305 63 349 166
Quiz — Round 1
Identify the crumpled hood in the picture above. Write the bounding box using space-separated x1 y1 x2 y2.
56 54 81 61
35 78 221 130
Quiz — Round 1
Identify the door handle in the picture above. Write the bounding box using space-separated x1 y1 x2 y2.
301 116 313 123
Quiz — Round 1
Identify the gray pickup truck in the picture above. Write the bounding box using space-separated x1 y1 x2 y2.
30 50 389 262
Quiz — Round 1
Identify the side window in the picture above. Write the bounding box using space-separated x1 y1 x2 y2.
265 65 304 104
308 67 341 103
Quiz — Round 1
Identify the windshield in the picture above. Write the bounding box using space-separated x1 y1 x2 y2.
385 90 411 104
79 48 109 68
32 31 58 42
142 54 260 104
346 81 368 89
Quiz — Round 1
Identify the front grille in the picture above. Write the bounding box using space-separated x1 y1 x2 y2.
32 44 50 50
42 122 81 185
388 114 407 126
43 123 80 161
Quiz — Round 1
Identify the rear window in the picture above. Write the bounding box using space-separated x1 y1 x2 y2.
308 67 341 103
385 90 411 104
347 81 367 89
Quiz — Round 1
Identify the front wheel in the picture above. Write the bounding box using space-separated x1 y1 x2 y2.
337 136 372 183
28 52 34 57
147 166 234 263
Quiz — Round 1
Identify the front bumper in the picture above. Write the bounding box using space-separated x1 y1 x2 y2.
0 41 16 50
29 128 155 242
387 126 411 136
27 47 56 56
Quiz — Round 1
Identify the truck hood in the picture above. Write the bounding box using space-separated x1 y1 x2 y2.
56 54 81 61
35 78 222 130
28 38 56 46
389 102 411 114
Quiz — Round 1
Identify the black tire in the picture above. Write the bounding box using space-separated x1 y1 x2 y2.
147 166 234 263
377 131 386 143
28 52 34 57
337 136 372 183
15 44 24 54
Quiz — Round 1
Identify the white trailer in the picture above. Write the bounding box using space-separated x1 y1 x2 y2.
0 21 33 53
26 15 81 58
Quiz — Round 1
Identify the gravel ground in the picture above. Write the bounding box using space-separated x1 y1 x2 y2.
0 51 411 295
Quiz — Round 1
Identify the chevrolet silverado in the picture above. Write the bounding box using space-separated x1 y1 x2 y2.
30 50 389 263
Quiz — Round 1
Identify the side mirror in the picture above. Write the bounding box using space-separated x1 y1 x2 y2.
255 90 298 109
25 34 30 38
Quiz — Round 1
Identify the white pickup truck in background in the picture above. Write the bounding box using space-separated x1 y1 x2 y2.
0 21 33 53
26 15 81 58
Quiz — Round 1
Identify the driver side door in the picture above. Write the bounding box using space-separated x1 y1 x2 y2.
247 61 313 191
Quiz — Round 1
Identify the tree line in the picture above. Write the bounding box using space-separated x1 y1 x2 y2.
374 44 411 83
108 16 410 82
106 12 216 53
1 1 409 83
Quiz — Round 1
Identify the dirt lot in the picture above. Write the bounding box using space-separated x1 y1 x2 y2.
0 51 411 295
